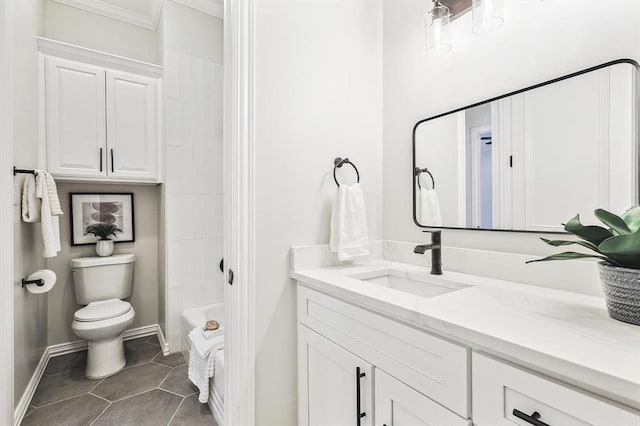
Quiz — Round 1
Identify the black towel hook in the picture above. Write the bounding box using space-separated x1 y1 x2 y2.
415 167 435 190
333 157 360 187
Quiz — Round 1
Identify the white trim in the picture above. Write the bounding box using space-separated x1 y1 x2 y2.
456 112 467 227
224 0 256 424
13 348 48 426
469 125 492 229
0 0 14 423
37 37 163 78
50 0 163 30
172 0 223 19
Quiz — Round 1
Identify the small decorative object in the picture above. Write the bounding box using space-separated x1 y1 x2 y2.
70 193 135 246
204 320 220 331
528 206 640 326
85 223 122 256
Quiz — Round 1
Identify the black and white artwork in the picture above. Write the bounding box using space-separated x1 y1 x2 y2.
70 193 135 245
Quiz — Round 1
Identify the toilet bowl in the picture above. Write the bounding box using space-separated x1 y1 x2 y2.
72 299 135 378
71 254 137 379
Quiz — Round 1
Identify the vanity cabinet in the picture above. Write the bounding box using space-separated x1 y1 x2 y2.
42 44 161 183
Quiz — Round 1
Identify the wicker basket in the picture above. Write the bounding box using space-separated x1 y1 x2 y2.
598 262 640 326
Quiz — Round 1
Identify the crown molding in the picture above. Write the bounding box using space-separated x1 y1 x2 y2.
50 0 163 30
38 37 163 77
171 0 223 19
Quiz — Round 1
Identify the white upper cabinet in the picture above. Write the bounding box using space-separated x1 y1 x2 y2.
45 57 106 178
106 70 158 181
40 38 162 183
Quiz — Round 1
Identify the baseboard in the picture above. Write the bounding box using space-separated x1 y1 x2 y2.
14 323 168 425
13 347 49 426
209 384 225 426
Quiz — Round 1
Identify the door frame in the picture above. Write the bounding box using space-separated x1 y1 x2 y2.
469 125 492 228
0 0 15 423
223 0 256 425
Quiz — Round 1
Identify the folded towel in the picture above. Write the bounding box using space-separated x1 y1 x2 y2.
35 170 61 258
188 326 221 358
21 175 41 223
201 326 224 340
330 183 370 261
419 187 442 227
188 333 224 403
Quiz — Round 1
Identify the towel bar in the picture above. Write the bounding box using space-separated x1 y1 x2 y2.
13 167 36 176
333 157 360 187
415 167 435 190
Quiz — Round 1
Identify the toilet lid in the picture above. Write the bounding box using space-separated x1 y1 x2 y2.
74 299 132 322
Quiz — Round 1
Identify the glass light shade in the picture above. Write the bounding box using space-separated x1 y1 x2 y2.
425 3 451 55
472 0 504 33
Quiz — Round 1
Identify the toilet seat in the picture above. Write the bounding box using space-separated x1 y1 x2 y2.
74 299 132 322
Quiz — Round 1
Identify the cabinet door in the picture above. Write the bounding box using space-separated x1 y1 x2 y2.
45 57 106 178
299 326 373 426
106 70 158 181
375 370 470 426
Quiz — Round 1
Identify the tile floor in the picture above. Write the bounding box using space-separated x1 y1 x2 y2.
22 336 216 426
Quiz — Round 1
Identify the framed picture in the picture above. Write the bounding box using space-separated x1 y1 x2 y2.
70 193 135 246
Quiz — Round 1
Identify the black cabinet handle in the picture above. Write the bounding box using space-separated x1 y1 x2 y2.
513 409 550 426
110 149 114 172
99 148 103 172
356 367 366 426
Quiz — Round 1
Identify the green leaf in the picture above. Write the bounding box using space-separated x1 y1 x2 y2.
621 206 640 233
540 238 601 254
599 234 640 269
595 209 632 236
564 214 613 245
526 251 611 264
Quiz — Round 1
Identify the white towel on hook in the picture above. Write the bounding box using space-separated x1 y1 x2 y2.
35 169 61 258
419 187 442 227
21 174 41 223
188 331 224 403
330 183 370 261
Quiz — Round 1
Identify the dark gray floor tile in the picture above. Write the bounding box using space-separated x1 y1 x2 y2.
92 389 182 426
160 365 197 397
170 394 216 426
154 352 186 368
145 335 161 347
92 362 171 401
44 351 87 375
22 394 109 426
24 405 35 417
31 368 99 407
124 338 161 367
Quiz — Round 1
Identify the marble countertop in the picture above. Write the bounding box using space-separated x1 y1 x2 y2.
291 260 640 409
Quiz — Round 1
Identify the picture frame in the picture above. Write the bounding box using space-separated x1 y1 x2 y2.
69 193 135 246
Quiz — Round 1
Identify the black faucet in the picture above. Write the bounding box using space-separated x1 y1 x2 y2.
414 230 442 275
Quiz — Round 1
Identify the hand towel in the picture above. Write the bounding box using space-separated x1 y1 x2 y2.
188 332 224 403
419 187 442 227
44 171 63 216
330 183 370 261
21 174 41 223
35 170 61 258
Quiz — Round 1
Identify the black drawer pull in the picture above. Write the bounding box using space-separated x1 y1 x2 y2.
356 367 366 426
513 409 550 426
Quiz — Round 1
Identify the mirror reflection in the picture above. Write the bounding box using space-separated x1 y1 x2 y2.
413 61 639 232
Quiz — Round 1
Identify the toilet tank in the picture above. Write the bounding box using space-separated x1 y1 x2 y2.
71 254 136 305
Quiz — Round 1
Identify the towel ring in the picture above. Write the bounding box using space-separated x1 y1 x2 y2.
415 167 435 190
334 157 360 187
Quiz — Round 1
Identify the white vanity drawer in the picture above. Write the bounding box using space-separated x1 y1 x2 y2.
472 353 640 426
297 286 470 417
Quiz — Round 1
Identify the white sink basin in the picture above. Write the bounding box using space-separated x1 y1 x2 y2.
350 269 470 299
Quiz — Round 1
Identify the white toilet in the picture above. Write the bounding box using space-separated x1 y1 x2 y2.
71 254 136 379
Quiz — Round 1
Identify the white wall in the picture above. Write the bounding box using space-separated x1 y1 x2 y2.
254 0 383 423
42 0 160 64
162 0 224 351
383 0 640 258
10 0 48 408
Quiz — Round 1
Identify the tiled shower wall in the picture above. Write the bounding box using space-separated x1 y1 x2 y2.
164 48 224 350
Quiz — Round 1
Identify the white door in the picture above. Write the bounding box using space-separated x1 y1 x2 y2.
45 57 106 178
374 370 470 426
299 326 373 426
105 70 158 181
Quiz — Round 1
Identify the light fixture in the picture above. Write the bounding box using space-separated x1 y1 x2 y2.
472 0 504 34
425 0 452 55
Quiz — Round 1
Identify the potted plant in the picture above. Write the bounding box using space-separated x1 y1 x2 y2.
528 206 640 325
84 223 122 257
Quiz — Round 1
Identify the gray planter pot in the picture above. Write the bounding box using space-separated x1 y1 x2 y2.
598 262 640 326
